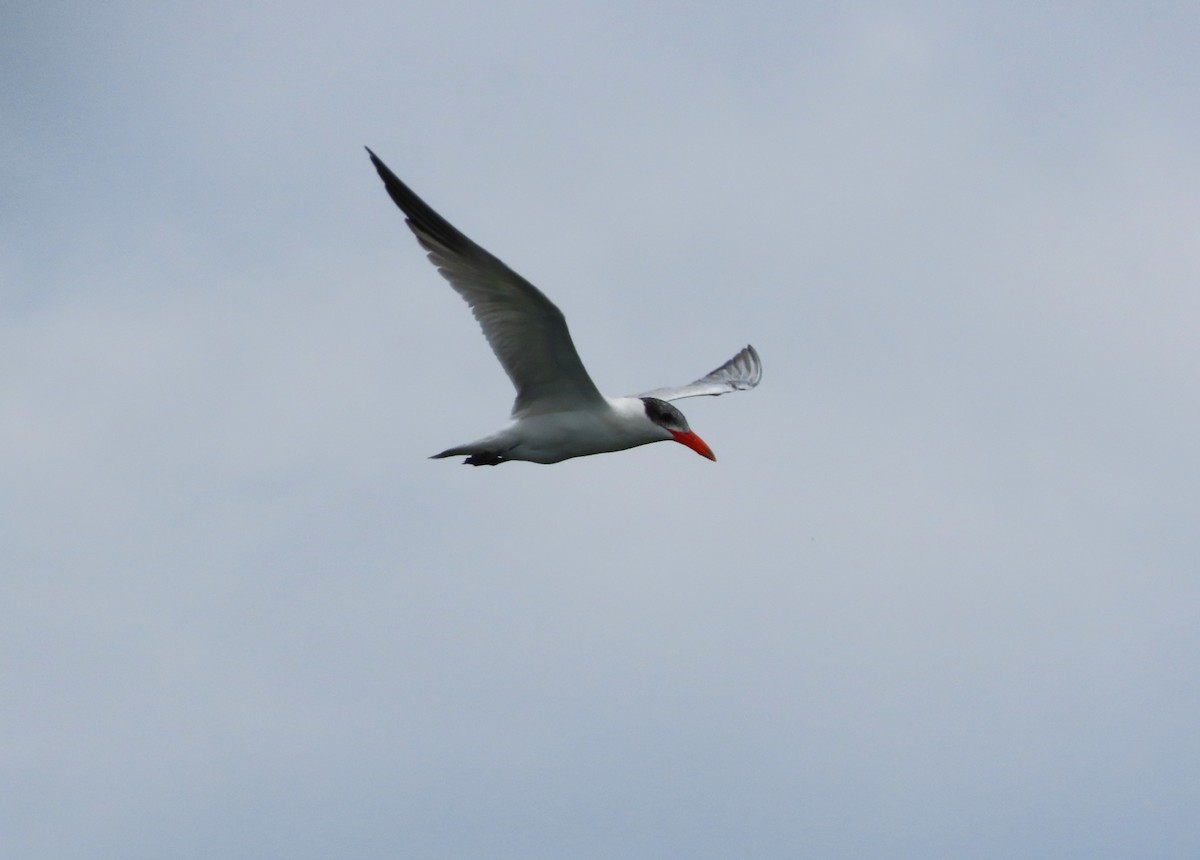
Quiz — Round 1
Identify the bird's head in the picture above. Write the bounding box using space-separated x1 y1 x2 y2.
640 397 716 461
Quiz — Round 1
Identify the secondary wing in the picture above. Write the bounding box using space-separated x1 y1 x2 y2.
638 344 762 402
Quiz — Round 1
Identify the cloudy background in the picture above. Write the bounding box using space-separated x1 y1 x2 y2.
4 3 1199 857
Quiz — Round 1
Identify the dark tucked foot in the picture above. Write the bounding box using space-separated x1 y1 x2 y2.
463 452 507 466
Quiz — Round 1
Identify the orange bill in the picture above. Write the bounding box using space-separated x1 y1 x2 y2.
670 429 716 461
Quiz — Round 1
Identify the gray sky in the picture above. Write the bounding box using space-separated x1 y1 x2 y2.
4 3 1199 857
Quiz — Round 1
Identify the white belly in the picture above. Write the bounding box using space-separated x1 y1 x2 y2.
499 410 651 463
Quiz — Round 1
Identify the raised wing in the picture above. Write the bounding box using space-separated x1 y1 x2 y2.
638 344 762 401
367 148 606 417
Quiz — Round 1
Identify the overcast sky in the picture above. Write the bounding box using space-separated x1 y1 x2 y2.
4 3 1200 858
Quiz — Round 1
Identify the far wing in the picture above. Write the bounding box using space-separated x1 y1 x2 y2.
367 148 606 417
638 344 762 402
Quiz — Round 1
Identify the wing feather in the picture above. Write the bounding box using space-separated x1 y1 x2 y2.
367 148 605 417
638 345 762 401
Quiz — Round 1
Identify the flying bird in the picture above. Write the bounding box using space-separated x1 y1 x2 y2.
366 148 762 465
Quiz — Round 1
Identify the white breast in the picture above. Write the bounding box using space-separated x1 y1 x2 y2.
496 398 667 464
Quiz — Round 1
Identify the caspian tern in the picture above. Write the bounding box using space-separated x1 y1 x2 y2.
367 148 762 465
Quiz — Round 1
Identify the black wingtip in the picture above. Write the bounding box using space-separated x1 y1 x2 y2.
364 147 407 194
364 147 482 256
